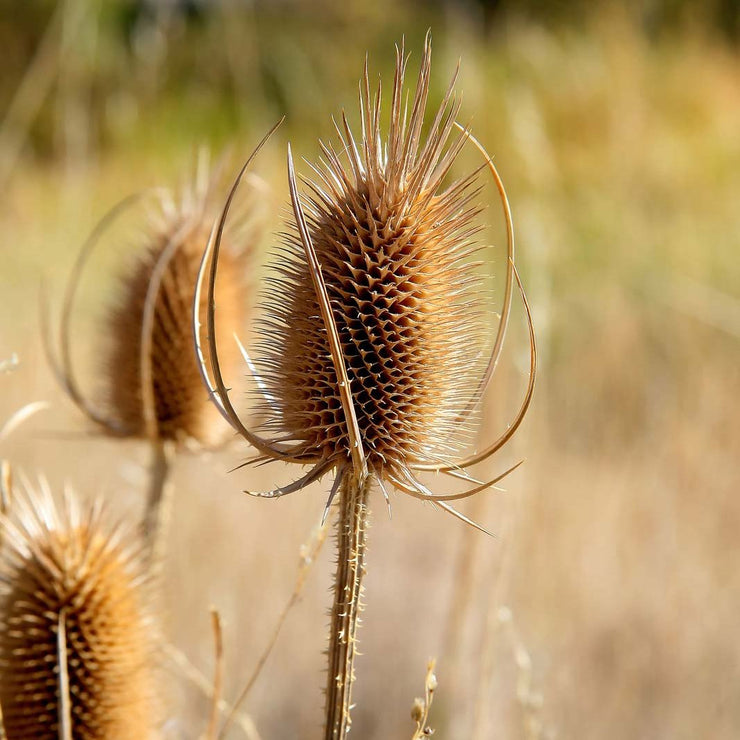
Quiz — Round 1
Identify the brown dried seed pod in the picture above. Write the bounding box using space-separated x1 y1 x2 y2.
0 485 158 739
256 50 489 483
103 210 244 446
44 166 256 450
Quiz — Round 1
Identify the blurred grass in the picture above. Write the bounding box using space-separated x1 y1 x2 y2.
2 2 740 739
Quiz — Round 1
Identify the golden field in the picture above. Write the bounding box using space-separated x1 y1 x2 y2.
1 2 739 738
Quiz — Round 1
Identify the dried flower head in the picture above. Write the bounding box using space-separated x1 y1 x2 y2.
198 35 535 516
0 482 158 739
103 196 243 445
44 159 256 448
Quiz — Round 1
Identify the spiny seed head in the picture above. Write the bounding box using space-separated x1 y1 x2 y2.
257 38 487 480
103 182 247 446
0 485 158 738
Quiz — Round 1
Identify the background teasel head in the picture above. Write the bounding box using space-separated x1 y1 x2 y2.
0 481 159 739
199 35 535 511
43 157 260 449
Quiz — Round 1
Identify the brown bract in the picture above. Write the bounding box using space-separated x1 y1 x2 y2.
0 488 158 739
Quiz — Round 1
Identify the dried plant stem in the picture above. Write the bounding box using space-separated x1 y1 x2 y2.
162 642 262 740
205 609 224 740
324 472 372 740
0 0 85 189
471 490 519 739
141 439 174 567
410 659 438 740
442 493 487 666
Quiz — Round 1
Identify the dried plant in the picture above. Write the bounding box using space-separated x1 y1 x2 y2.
410 660 438 740
196 35 535 738
103 203 243 447
0 481 158 739
43 158 256 560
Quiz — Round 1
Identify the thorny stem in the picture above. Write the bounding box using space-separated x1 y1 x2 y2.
324 471 372 739
141 439 174 568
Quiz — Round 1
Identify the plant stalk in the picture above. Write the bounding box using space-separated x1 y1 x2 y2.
324 471 371 739
141 438 173 568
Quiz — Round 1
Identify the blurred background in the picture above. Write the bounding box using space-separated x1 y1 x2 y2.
1 0 740 738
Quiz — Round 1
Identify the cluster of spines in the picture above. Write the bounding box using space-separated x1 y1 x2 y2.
255 39 490 484
103 211 244 446
0 486 158 739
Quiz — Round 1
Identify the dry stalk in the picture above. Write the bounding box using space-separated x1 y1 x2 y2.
325 473 372 739
141 437 174 568
441 493 487 705
205 609 225 740
471 452 522 739
162 643 262 740
410 660 438 740
219 515 328 739
0 0 86 188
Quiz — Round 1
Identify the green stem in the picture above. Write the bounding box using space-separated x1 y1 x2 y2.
324 471 371 739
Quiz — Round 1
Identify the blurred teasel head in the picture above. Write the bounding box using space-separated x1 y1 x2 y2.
198 34 535 521
43 157 258 448
0 482 158 738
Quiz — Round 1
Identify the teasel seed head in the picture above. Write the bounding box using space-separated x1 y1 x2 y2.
260 78 487 480
0 482 159 738
44 159 257 448
198 36 535 517
103 200 243 445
